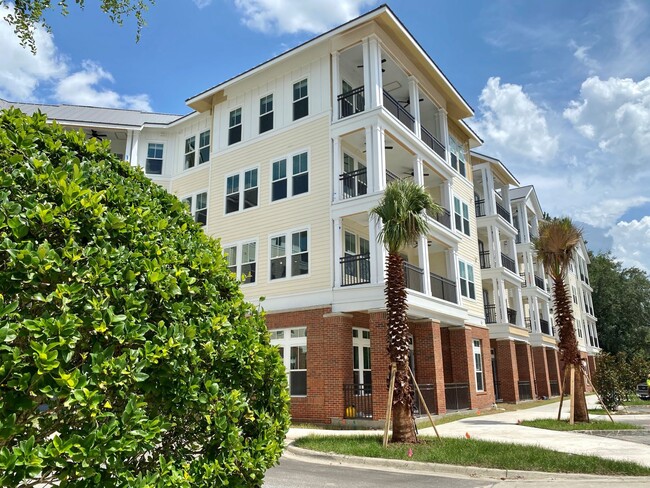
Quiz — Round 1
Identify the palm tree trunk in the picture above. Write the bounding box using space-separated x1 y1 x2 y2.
385 252 417 443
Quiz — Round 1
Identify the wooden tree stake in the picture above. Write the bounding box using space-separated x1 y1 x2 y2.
569 364 576 425
581 363 614 423
409 367 441 440
383 363 397 448
557 366 569 421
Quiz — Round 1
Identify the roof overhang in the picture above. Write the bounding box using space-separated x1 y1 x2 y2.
471 151 519 186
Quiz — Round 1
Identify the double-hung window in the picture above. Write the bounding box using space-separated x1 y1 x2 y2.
224 241 257 284
450 137 467 177
225 168 258 214
184 136 196 170
259 94 273 134
182 191 208 226
145 143 164 175
270 229 309 280
458 260 476 299
473 339 484 391
352 328 372 387
454 197 470 236
271 152 309 201
199 130 210 164
270 328 307 396
229 108 242 145
293 79 308 121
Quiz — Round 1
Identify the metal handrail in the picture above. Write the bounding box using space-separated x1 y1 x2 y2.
420 124 445 159
383 90 415 131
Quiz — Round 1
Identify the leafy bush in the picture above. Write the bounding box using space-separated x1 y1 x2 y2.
592 352 650 409
0 109 290 487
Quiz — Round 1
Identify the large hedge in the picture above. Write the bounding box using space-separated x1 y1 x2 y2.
0 109 290 487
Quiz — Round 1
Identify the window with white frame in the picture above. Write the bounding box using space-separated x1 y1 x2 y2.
473 339 484 391
270 328 307 396
224 241 257 284
181 191 208 226
353 328 371 387
458 260 476 299
199 130 210 164
572 286 578 304
228 108 242 145
225 168 258 214
450 137 467 177
259 94 273 134
145 143 164 175
271 152 309 201
184 135 196 170
454 197 470 236
270 229 308 280
293 79 308 121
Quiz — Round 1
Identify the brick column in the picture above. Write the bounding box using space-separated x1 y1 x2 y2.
533 346 551 398
411 319 446 414
369 311 390 421
320 312 354 420
546 348 561 396
515 343 536 399
449 327 479 408
474 326 496 410
494 339 519 402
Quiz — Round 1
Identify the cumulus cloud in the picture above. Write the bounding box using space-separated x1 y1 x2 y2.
232 0 378 35
473 77 558 163
574 196 650 228
607 216 650 271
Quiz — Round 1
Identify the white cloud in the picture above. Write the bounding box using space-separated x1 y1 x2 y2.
193 0 213 8
569 40 600 74
473 77 558 163
574 196 650 229
232 0 378 35
607 216 650 271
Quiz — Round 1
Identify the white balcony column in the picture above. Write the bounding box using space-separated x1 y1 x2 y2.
531 296 540 332
408 76 421 138
418 236 431 296
520 204 530 242
446 248 459 284
364 125 376 193
331 51 341 121
543 301 552 334
412 156 424 186
438 108 450 164
363 36 383 110
442 179 452 213
531 212 539 239
332 137 342 201
372 124 387 191
129 130 140 168
510 239 519 274
492 227 503 268
125 130 133 165
368 212 386 285
513 286 524 327
333 217 343 287
497 279 508 324
501 185 511 223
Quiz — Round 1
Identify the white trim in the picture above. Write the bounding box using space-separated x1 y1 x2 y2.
268 148 311 205
223 165 261 216
268 225 312 283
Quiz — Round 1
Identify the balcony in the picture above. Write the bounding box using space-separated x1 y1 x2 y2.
339 168 368 199
403 262 424 293
383 90 415 132
413 384 437 416
420 125 446 160
474 198 486 217
340 254 371 286
480 251 490 269
507 307 517 325
501 253 517 274
338 86 365 119
496 202 511 222
524 316 532 331
430 272 457 303
520 272 526 286
484 304 497 324
534 274 546 291
427 207 451 229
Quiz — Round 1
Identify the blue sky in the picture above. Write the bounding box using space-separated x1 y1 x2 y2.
2 0 650 271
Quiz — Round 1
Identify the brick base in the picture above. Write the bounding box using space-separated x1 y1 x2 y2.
532 347 551 398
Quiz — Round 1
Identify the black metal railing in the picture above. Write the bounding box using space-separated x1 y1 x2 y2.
420 125 446 160
480 251 491 269
540 318 551 335
339 168 368 199
445 383 470 411
403 262 424 293
484 304 497 324
501 253 517 273
430 273 457 303
340 254 371 286
520 272 527 286
507 307 517 325
549 380 560 397
413 384 437 416
496 202 511 222
338 86 365 118
343 383 373 419
427 207 451 229
534 274 545 291
475 198 486 217
383 90 415 132
386 170 400 184
518 381 533 400
524 316 532 331
494 381 502 402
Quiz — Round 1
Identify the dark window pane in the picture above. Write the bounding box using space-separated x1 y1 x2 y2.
463 218 470 236
293 173 308 196
184 152 195 170
145 158 162 175
272 180 287 201
195 209 207 226
260 112 273 133
290 371 307 396
228 125 242 145
353 346 359 369
226 194 240 214
242 263 256 283
363 371 372 386
451 153 458 171
244 188 258 209
293 97 308 121
469 282 476 299
291 252 308 276
199 146 210 164
455 213 462 230
460 279 468 297
271 257 286 280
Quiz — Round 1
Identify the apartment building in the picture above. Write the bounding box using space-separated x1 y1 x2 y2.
2 5 599 423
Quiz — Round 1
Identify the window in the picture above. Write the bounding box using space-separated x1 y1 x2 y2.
572 286 578 304
259 94 273 133
228 108 242 145
450 137 466 177
454 197 470 236
293 79 308 120
459 260 476 299
224 241 257 284
473 339 484 392
270 328 307 396
225 168 258 214
199 130 210 164
182 191 208 226
184 136 196 170
270 229 309 280
145 143 164 175
272 152 309 201
353 328 371 387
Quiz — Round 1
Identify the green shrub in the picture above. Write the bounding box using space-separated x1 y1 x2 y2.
0 109 290 487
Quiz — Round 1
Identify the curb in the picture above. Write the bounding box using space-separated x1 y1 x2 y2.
285 443 650 482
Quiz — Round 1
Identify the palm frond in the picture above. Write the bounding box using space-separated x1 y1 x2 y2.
532 217 582 279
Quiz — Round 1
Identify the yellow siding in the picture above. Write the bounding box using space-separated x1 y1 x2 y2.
170 166 211 199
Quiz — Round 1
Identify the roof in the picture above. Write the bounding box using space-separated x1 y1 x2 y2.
510 185 544 217
0 98 184 130
470 151 520 186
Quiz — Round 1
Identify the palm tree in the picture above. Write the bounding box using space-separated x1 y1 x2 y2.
370 178 440 443
533 217 589 422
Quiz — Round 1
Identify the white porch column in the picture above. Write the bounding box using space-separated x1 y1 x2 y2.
331 51 341 121
510 239 519 274
374 125 387 191
408 77 421 138
333 217 343 287
497 279 508 324
501 185 512 224
125 130 133 165
332 137 342 201
368 212 386 285
438 108 450 164
447 248 459 303
521 204 530 242
364 36 383 110
418 236 431 296
442 179 452 213
129 130 140 168
532 296 540 332
485 170 497 215
412 156 424 186
543 301 552 335
514 286 524 327
492 227 503 268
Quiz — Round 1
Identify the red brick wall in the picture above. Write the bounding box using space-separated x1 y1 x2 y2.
493 339 519 402
411 319 446 414
533 347 551 398
472 326 496 410
369 312 390 421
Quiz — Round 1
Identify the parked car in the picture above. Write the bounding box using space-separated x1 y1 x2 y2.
637 382 650 400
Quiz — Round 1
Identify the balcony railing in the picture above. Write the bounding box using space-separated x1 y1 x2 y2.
496 202 511 222
420 125 446 160
474 198 486 217
403 262 424 293
343 383 373 419
430 273 457 303
445 383 470 411
540 318 551 335
338 86 365 118
520 272 527 286
549 380 560 397
524 316 532 331
383 90 415 132
534 274 545 291
484 304 497 324
427 207 451 229
480 251 491 269
340 254 371 286
501 253 517 274
339 168 368 199
413 384 438 416
507 307 517 325
518 381 533 401
386 170 400 184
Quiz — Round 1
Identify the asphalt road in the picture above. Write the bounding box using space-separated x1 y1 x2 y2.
263 456 493 488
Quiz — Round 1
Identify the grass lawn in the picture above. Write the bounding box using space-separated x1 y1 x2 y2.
624 397 650 406
294 435 650 476
520 418 641 431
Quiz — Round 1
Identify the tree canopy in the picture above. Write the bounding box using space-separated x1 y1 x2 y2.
0 108 290 487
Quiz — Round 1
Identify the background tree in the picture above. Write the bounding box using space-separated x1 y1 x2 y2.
370 179 439 443
2 0 154 53
0 108 290 487
534 217 589 422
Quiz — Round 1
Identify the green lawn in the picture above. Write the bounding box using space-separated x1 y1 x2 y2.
294 435 650 476
520 419 641 431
